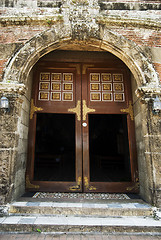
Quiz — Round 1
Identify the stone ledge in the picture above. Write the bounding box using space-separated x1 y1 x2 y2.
99 1 161 11
0 83 26 95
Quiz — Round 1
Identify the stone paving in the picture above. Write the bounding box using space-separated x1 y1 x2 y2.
0 233 161 240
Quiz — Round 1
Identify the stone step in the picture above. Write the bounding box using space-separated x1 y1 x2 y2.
9 200 153 217
0 215 161 233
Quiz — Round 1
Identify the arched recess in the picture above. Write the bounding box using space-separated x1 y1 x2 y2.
2 25 160 203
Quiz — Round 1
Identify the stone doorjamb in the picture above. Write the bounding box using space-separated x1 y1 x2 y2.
1 25 161 206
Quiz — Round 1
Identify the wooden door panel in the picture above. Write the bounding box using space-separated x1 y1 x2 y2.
26 63 82 192
82 63 138 193
26 61 138 193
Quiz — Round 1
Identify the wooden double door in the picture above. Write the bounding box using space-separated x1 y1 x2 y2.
26 62 138 193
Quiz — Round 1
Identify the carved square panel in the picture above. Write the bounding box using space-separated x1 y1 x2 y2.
63 83 73 91
114 93 125 102
63 92 73 101
90 73 100 82
51 73 61 81
101 73 112 82
39 92 49 101
90 83 100 91
39 82 50 90
102 83 112 91
113 74 123 82
40 73 50 81
63 73 73 82
102 92 113 101
113 83 124 92
90 93 101 101
51 83 61 91
51 92 61 101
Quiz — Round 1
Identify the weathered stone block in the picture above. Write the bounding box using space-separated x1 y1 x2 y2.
0 132 18 148
0 115 18 132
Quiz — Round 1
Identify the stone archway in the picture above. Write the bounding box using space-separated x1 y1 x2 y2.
3 27 159 88
1 25 160 205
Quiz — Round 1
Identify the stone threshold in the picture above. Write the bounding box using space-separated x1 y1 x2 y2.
9 199 153 217
0 198 160 234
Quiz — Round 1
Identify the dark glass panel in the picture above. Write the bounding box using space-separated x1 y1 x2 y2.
89 114 131 182
34 113 75 181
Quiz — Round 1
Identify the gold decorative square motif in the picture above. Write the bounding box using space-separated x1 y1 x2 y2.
39 92 49 100
114 93 125 102
91 93 101 101
113 74 123 82
63 83 73 91
39 82 50 90
63 73 73 81
40 73 50 81
114 83 124 92
90 74 100 82
101 74 111 82
52 83 61 91
102 93 112 101
91 83 100 91
51 92 61 101
51 73 61 81
63 93 73 101
102 84 112 91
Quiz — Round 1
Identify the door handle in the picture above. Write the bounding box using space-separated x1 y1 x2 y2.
83 100 95 121
68 100 81 121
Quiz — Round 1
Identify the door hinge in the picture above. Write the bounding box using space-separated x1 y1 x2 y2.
26 175 40 189
84 177 96 191
120 101 134 121
68 100 81 121
69 177 82 191
30 99 43 120
83 100 95 121
126 182 139 191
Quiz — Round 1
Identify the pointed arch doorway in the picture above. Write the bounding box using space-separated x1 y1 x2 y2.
26 51 138 193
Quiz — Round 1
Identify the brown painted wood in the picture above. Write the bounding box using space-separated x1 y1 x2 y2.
26 63 83 192
26 59 138 193
82 63 138 193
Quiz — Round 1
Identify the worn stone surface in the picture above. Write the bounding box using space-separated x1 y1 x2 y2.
0 0 161 208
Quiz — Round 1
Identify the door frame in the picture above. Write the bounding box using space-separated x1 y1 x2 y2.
26 60 139 193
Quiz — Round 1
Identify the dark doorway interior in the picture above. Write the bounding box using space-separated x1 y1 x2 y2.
34 113 76 181
89 114 131 182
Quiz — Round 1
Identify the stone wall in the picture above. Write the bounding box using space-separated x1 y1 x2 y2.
12 71 32 201
0 0 161 206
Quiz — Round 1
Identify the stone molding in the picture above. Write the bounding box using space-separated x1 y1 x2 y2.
0 83 26 96
2 29 160 90
1 0 161 95
136 85 161 103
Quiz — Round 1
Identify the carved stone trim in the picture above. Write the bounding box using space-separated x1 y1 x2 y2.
136 85 161 103
0 83 26 95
